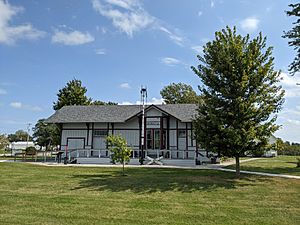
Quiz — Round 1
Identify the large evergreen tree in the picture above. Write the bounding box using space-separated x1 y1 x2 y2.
53 79 92 110
160 82 202 104
192 27 285 177
283 3 300 74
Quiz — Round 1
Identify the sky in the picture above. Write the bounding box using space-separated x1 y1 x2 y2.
0 0 300 143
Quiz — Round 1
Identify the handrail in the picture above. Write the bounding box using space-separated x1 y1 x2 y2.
62 148 198 160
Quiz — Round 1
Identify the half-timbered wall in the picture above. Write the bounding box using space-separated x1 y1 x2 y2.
60 107 196 155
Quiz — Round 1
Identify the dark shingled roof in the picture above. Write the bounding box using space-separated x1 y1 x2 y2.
45 104 198 123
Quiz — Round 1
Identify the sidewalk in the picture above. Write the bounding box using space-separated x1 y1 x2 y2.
215 168 300 179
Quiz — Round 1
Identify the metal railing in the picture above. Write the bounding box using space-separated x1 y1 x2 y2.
64 149 197 160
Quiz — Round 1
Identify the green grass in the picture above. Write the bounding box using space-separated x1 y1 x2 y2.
226 156 300 176
0 163 299 225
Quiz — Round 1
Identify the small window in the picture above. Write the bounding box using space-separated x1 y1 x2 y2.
94 130 108 136
178 130 186 138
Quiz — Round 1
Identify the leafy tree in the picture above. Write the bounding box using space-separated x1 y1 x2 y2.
8 130 32 142
32 119 60 150
160 82 202 104
276 140 300 156
91 100 118 105
106 135 132 176
282 3 300 74
274 138 285 152
192 26 285 177
0 134 9 150
53 79 92 110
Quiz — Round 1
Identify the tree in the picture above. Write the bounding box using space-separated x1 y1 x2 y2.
0 134 9 150
32 119 60 150
160 82 202 104
106 135 132 176
191 26 285 177
91 100 118 105
282 3 300 74
53 79 92 110
8 130 32 142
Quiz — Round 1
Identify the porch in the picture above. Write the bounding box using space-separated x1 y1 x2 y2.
59 148 213 166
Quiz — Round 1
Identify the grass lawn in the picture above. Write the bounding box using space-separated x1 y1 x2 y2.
226 156 300 176
0 163 299 225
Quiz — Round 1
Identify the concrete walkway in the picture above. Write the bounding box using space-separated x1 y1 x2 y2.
219 158 260 166
215 168 300 179
1 159 299 180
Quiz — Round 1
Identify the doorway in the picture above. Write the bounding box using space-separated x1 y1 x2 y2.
146 129 166 150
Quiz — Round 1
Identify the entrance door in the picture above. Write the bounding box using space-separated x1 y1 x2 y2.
146 129 166 149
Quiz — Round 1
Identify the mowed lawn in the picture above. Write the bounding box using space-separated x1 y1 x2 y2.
226 156 300 176
0 163 299 225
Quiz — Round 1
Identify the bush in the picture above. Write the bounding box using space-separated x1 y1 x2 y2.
277 146 300 156
296 158 300 168
25 146 37 154
249 148 265 157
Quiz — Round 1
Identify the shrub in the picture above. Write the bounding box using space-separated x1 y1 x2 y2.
277 147 300 156
25 146 37 155
296 158 300 168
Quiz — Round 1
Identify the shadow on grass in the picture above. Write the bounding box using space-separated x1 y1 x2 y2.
71 168 270 193
226 163 300 176
239 166 300 175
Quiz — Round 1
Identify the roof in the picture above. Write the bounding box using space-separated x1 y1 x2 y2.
45 104 198 123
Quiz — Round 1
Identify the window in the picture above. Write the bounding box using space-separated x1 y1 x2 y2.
146 130 152 149
178 130 186 138
94 130 108 136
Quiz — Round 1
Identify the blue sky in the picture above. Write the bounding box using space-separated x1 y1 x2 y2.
0 0 300 143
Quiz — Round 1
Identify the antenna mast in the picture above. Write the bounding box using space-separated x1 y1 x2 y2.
140 86 147 165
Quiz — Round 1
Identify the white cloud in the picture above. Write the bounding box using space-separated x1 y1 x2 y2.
191 45 203 54
0 1 45 45
121 97 164 105
161 57 182 66
52 30 94 45
96 26 107 34
10 102 22 108
240 16 259 32
95 48 106 55
0 119 26 125
275 116 300 143
210 0 215 8
136 97 165 105
92 0 154 37
105 0 134 10
10 102 42 111
158 26 184 46
91 0 186 46
0 88 7 95
280 72 300 98
119 101 133 105
120 82 131 89
198 11 203 16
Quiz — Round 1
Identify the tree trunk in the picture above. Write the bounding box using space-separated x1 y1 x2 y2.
122 161 125 176
235 156 240 178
